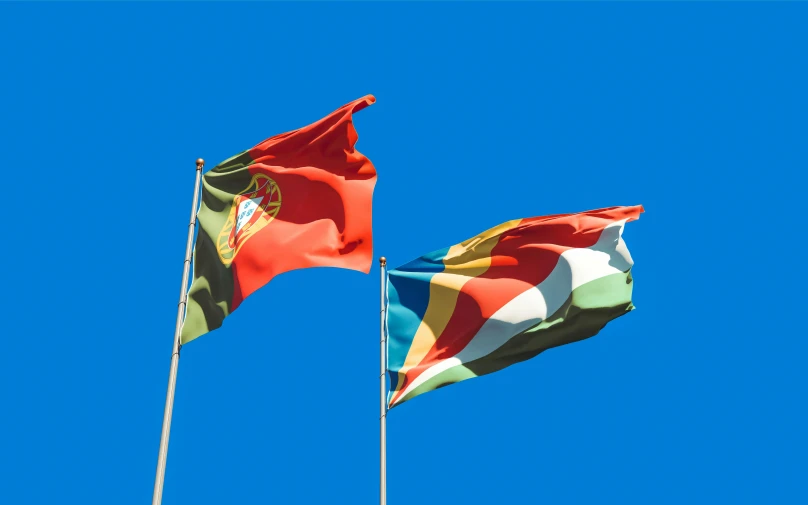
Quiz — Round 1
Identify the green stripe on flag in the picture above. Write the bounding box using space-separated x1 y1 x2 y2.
180 150 256 344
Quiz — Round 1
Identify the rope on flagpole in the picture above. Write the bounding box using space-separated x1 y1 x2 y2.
152 158 204 505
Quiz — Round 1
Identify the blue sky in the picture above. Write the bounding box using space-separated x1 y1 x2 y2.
1 2 806 504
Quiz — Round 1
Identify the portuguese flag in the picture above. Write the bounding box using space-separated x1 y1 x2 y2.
386 205 643 408
181 96 377 344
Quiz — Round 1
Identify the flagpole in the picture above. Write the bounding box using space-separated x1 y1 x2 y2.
152 158 205 505
379 256 387 505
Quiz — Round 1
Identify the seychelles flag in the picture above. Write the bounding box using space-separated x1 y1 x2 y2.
181 96 377 344
386 205 643 408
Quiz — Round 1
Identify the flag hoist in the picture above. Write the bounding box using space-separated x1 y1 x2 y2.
150 96 377 505
384 206 642 411
379 206 642 502
379 256 388 505
152 158 204 505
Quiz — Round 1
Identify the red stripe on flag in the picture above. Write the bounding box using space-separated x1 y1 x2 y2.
228 96 377 308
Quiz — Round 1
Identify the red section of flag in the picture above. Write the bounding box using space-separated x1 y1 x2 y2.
230 96 377 308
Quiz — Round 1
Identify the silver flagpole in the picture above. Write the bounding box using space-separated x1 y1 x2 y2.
152 158 205 505
379 256 388 505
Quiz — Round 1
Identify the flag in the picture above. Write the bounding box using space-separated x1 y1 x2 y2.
181 96 377 344
386 205 643 408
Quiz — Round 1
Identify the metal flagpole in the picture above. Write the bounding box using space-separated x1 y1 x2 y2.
152 158 205 505
379 256 387 505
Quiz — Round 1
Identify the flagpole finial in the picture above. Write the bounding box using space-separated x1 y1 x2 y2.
196 158 205 170
379 257 386 267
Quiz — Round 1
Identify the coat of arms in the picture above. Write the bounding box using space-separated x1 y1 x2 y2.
216 173 282 266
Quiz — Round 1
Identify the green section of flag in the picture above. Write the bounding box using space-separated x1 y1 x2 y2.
180 150 255 344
